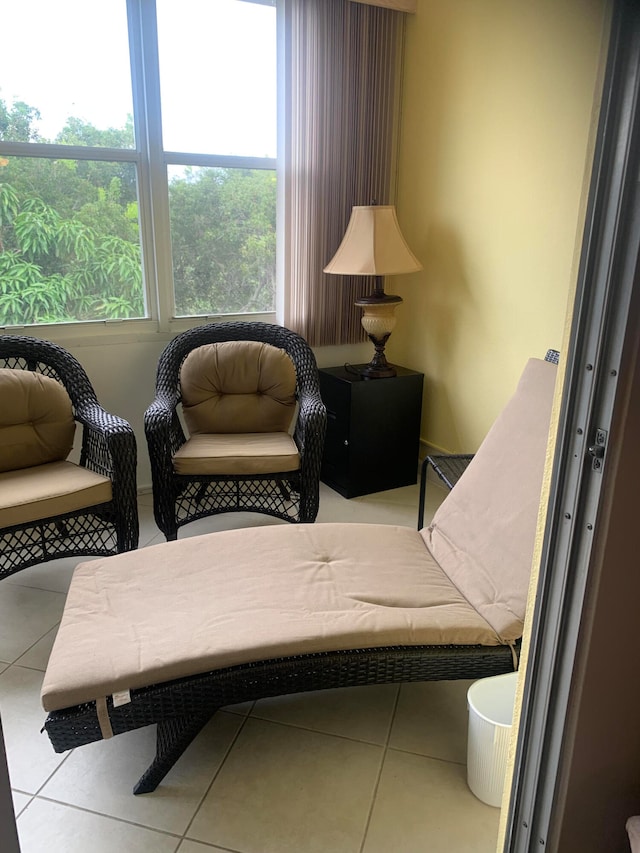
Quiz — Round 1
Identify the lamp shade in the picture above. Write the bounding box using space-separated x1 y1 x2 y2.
323 205 422 276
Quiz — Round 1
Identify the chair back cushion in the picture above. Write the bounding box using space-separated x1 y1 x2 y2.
179 341 297 435
0 368 76 473
422 358 557 642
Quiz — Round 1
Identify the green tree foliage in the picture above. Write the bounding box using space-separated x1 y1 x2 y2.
0 96 276 327
0 99 41 143
169 167 276 316
0 99 143 324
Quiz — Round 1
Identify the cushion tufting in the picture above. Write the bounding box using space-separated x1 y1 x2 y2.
0 368 75 473
179 341 297 435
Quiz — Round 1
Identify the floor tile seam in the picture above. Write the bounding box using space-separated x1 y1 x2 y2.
179 836 247 853
182 710 251 841
1 578 69 595
385 744 466 767
10 790 34 818
2 629 58 667
220 701 256 717
246 712 391 748
2 660 50 679
25 793 184 840
383 683 402 748
10 659 48 674
32 746 76 798
357 684 402 853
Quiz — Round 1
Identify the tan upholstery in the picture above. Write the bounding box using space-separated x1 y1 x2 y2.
0 368 75 473
180 341 297 435
422 358 557 642
42 523 501 712
173 432 300 476
0 460 112 528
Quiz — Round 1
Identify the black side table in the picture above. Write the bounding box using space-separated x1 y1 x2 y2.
319 364 424 498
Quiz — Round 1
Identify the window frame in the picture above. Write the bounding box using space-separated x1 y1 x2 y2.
0 0 278 344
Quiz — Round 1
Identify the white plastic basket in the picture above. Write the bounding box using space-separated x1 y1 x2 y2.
466 671 519 807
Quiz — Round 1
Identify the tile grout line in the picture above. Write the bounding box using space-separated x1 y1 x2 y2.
10 790 34 819
23 793 185 840
358 683 402 853
245 711 398 748
386 743 468 767
180 709 253 845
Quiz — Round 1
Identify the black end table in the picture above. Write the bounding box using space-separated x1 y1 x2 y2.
319 364 424 498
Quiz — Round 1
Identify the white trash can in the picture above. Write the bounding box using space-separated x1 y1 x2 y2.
466 671 519 807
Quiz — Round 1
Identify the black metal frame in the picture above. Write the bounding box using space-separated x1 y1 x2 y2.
417 454 474 530
0 335 139 580
144 322 327 540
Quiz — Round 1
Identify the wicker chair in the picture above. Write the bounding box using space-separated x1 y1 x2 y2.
0 336 139 580
144 322 326 540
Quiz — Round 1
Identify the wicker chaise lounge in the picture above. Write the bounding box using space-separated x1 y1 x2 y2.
41 356 557 795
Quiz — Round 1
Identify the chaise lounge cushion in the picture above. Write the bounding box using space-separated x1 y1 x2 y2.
423 358 556 641
41 522 501 713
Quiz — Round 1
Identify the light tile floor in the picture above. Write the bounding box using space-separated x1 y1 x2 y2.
1 480 501 853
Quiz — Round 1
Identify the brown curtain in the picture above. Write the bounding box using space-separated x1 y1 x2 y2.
282 0 404 346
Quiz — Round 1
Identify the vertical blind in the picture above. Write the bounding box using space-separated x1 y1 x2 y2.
348 0 416 11
283 0 404 346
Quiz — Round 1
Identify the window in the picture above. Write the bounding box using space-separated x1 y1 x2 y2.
0 0 277 330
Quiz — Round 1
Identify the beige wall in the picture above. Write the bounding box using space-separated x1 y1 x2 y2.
389 0 608 453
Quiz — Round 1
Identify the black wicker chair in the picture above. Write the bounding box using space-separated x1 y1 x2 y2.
144 322 326 540
0 336 138 580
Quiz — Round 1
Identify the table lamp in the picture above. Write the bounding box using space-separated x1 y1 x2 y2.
323 204 422 378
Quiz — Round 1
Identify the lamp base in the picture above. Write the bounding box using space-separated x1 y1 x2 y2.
359 333 397 379
355 291 402 380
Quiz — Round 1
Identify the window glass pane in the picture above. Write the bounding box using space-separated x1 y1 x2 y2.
157 0 276 158
168 166 276 316
0 157 145 325
0 0 134 147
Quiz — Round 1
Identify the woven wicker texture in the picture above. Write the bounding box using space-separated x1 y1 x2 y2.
144 322 327 540
44 642 518 794
0 336 138 579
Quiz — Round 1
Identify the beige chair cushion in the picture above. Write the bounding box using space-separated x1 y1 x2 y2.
173 432 300 476
0 460 112 528
0 368 75 473
180 341 297 435
41 523 501 711
422 358 557 643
